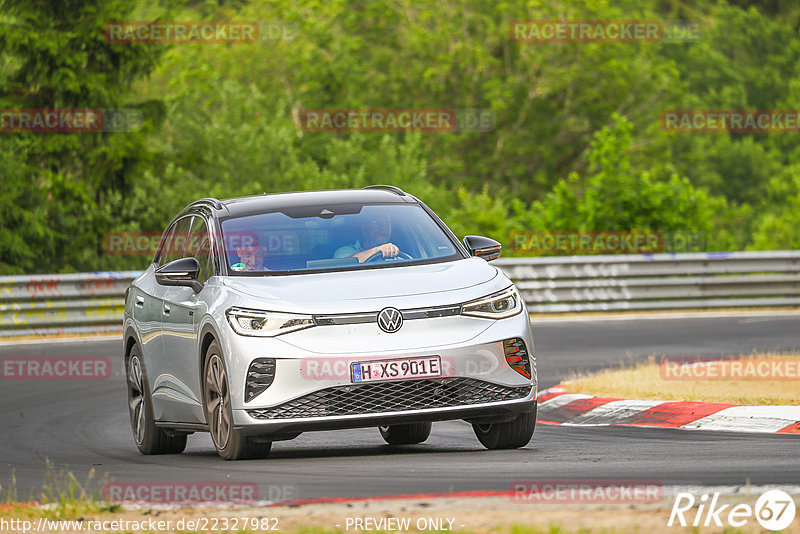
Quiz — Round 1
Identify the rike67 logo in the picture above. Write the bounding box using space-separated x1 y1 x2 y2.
669 489 796 530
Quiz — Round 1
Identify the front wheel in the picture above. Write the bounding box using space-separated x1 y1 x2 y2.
203 341 272 460
379 422 432 445
126 344 187 455
472 404 536 450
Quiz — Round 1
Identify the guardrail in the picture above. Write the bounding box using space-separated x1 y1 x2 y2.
495 250 800 313
0 271 140 337
1 251 798 337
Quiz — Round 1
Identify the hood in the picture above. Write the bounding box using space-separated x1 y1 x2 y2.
221 258 501 306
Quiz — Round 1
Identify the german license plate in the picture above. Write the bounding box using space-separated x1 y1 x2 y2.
351 356 441 383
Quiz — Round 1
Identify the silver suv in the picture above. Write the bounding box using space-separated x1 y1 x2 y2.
123 186 537 460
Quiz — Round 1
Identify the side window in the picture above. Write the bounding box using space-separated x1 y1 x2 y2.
161 217 192 266
154 225 173 266
187 216 213 281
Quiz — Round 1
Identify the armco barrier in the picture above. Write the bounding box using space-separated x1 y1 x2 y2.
0 251 798 336
494 250 800 313
0 272 140 337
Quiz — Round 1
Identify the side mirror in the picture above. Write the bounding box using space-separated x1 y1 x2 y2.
463 235 502 261
155 257 204 293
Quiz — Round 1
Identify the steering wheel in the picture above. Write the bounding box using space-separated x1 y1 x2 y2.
364 250 413 263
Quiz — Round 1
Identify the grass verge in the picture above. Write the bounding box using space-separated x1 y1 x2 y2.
2 465 799 533
565 353 800 405
3 494 799 534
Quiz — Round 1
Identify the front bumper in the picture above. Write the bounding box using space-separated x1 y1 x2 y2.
224 304 537 435
233 388 537 436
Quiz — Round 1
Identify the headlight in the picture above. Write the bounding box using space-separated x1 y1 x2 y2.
462 287 522 319
226 307 315 337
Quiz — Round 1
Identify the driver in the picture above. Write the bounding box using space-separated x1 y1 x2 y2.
334 213 399 263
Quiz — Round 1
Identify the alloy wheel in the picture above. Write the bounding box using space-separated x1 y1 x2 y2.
205 354 231 449
127 354 146 445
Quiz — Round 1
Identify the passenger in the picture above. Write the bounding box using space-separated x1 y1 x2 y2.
235 244 268 271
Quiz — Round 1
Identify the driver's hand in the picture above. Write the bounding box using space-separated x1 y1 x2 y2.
377 243 399 258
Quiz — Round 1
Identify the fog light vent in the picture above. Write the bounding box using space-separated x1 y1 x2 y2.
503 338 531 379
245 358 276 402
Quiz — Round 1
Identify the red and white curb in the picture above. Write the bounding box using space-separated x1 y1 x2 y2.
537 385 800 434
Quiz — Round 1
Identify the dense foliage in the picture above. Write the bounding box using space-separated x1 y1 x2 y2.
2 0 799 273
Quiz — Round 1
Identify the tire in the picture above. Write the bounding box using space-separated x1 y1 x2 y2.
203 341 272 460
472 403 537 450
126 344 187 455
379 422 432 445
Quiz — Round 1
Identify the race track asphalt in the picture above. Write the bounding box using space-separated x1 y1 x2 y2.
1 313 799 501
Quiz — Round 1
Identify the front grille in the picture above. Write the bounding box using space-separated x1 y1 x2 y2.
247 377 531 420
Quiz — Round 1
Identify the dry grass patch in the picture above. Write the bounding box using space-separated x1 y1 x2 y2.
565 353 800 405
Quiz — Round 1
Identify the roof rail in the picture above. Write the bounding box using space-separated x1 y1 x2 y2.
193 197 224 210
362 185 406 196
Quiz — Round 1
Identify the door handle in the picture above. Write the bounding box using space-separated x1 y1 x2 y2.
163 304 171 316
135 296 144 308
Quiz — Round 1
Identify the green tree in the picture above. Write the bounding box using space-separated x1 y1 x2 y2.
0 0 161 273
534 115 715 236
749 162 800 249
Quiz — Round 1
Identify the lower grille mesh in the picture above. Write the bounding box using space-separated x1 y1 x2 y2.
247 378 531 420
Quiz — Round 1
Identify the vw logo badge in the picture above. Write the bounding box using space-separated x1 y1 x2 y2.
377 307 403 333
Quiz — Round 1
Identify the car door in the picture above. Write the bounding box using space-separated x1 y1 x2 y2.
148 215 193 422
134 218 187 421
158 215 210 423
130 268 166 383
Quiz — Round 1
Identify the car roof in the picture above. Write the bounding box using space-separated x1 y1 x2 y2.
186 188 417 219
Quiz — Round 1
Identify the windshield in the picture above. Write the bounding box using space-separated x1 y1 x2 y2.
219 203 462 274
